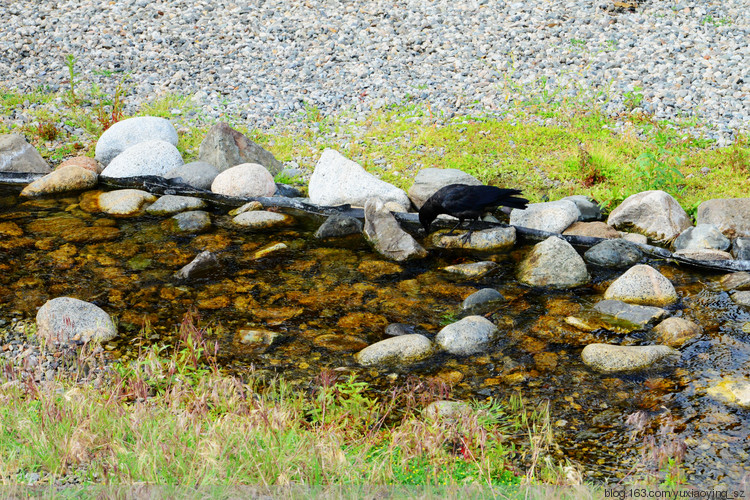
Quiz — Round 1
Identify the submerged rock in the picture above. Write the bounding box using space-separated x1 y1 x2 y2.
314 214 363 239
20 165 98 197
363 198 427 261
356 334 434 366
98 189 157 215
462 288 505 311
510 200 580 234
198 122 282 174
603 264 678 307
435 316 498 355
581 343 680 373
169 210 211 233
408 168 482 209
720 272 750 291
592 299 669 331
309 149 411 211
443 261 497 278
232 211 294 229
584 239 643 268
95 116 178 166
731 291 750 307
430 227 516 251
146 195 207 215
518 236 590 289
653 317 702 347
0 133 51 173
706 378 750 409
384 323 417 336
607 190 691 243
696 198 750 239
174 251 219 280
36 297 117 344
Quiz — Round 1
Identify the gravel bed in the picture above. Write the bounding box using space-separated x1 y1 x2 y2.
0 0 748 144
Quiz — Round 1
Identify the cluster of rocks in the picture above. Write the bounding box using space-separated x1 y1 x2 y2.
3 114 750 408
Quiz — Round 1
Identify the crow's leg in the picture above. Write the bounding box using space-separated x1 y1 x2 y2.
444 218 465 236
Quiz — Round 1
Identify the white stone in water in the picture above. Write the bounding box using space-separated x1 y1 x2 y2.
603 264 678 307
435 316 498 355
356 334 434 366
581 343 679 373
98 189 157 215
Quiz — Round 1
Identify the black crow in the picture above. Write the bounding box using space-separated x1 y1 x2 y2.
419 183 528 239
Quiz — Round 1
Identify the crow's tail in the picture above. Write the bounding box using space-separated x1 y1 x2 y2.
497 188 529 210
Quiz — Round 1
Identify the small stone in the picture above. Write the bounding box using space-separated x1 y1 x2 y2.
462 288 505 310
443 261 497 278
435 316 498 355
653 317 702 347
581 343 680 373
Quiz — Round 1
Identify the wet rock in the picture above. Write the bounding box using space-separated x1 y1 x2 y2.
443 261 497 278
731 237 750 260
518 236 590 289
673 249 733 261
20 165 98 197
314 214 363 239
174 250 219 280
563 221 619 239
0 222 23 237
720 272 750 291
0 134 51 173
357 260 402 279
198 122 282 175
592 299 668 331
236 328 280 352
731 291 750 307
430 227 516 251
385 323 416 336
309 149 411 211
101 140 184 178
210 163 276 198
95 116 178 166
98 189 157 216
706 378 750 409
313 334 369 352
561 195 602 221
653 317 702 347
356 334 434 366
423 400 473 420
363 198 427 261
581 343 680 373
435 316 498 355
146 195 207 215
232 211 294 229
229 201 263 216
673 224 730 251
462 288 505 310
274 183 303 198
696 198 750 239
603 264 678 307
169 210 211 233
165 161 219 190
36 297 117 344
510 200 580 234
253 243 288 259
58 156 102 174
408 168 482 209
584 239 643 268
607 190 691 243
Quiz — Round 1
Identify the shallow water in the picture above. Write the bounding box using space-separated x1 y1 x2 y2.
0 186 748 488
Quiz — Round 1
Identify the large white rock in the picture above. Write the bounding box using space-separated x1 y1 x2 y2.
98 189 157 215
581 343 680 373
36 297 117 344
101 140 184 178
435 316 498 355
517 236 590 289
356 334 434 366
95 116 178 166
211 163 276 197
309 149 410 211
510 200 581 234
607 190 691 243
696 198 750 239
603 264 678 307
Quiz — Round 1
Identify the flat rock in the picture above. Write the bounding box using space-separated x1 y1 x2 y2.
720 272 750 291
229 201 263 216
20 165 98 197
430 226 516 251
232 211 294 229
314 214 363 239
95 116 178 166
443 261 497 278
435 315 498 355
563 221 619 239
510 200 580 234
58 156 102 174
584 239 643 268
0 134 51 173
620 232 648 245
363 198 427 261
101 140 184 178
98 189 157 215
731 291 750 307
706 378 750 409
581 343 680 373
146 195 207 215
696 198 750 239
309 149 410 211
174 250 219 280
165 161 219 190
592 299 668 331
385 323 417 336
518 236 590 289
198 122 282 174
462 288 505 311
653 317 702 347
603 264 678 307
356 334 434 366
169 210 211 233
211 162 276 197
36 296 117 344
408 168 482 209
673 249 733 261
673 224 730 251
607 190 691 243
561 195 602 221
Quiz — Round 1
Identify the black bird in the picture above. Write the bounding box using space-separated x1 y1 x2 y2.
419 183 529 239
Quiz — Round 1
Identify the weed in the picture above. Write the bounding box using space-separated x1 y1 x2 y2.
701 15 732 27
64 54 80 104
623 87 644 111
96 79 127 132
